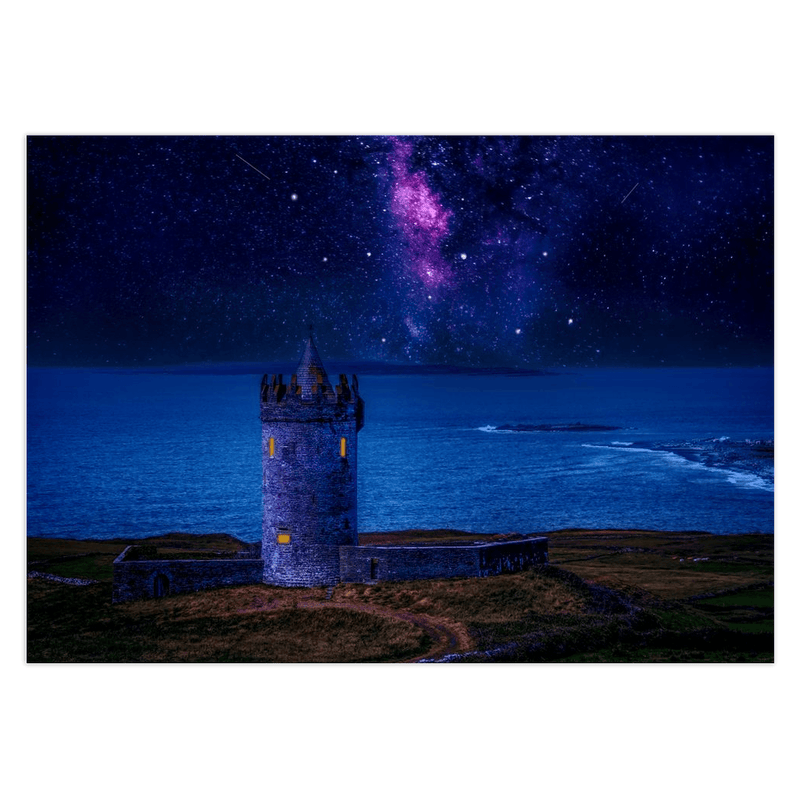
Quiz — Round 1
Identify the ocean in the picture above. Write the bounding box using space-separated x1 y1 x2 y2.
26 366 774 541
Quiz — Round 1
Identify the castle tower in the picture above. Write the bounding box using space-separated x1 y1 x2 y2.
260 335 365 586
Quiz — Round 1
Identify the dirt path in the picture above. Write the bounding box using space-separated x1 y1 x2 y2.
296 600 472 662
235 594 472 662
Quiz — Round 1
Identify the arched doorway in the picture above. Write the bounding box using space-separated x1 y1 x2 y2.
153 574 169 598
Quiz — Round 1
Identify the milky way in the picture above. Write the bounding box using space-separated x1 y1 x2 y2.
26 135 773 367
388 136 453 290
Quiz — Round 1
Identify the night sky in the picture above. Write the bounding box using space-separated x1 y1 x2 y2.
26 135 773 368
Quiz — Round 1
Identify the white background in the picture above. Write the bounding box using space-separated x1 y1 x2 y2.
5 3 796 799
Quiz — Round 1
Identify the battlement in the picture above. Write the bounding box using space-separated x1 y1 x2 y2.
260 334 364 429
260 372 361 405
260 371 364 429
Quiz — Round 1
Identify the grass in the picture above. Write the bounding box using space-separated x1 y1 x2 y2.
27 582 431 662
27 529 773 663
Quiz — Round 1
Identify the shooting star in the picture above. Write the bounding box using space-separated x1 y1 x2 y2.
620 182 639 204
235 153 271 181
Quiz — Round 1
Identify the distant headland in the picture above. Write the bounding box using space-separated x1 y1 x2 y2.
495 422 624 432
90 361 557 377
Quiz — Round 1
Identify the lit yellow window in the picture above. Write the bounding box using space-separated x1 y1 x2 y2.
277 533 291 544
340 437 347 458
269 437 275 458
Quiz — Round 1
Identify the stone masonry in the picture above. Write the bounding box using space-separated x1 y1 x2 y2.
112 547 263 603
339 537 549 583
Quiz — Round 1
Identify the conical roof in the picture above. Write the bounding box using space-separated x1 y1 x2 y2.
295 334 334 398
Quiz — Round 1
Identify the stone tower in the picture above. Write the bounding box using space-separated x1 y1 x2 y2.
260 335 365 586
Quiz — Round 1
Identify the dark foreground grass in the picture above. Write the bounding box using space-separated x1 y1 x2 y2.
27 582 431 662
27 530 773 663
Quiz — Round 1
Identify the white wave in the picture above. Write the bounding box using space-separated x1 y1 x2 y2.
678 457 774 493
582 444 652 452
725 470 774 493
477 425 516 434
581 444 773 493
477 425 536 434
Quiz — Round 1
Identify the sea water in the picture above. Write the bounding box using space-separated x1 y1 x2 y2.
26 367 774 541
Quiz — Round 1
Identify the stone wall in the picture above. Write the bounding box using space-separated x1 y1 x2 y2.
112 538 549 601
338 537 548 584
112 547 263 603
261 414 359 586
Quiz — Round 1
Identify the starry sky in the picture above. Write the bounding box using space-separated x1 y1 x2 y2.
27 135 773 368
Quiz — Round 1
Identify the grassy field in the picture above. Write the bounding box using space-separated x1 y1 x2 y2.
26 530 773 663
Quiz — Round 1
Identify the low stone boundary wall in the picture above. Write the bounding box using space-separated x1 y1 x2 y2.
112 537 549 600
112 546 263 603
339 537 548 584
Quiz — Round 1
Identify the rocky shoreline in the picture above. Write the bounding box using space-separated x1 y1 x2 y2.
636 437 774 484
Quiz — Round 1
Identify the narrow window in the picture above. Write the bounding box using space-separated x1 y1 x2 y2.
340 437 347 458
370 559 378 580
277 526 291 544
269 437 275 458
